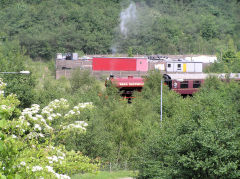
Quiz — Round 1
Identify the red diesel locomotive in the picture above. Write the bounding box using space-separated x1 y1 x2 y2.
106 75 144 99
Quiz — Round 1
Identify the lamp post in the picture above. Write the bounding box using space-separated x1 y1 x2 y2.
0 71 30 74
160 79 163 124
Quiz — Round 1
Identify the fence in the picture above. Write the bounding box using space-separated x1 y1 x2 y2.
56 69 148 80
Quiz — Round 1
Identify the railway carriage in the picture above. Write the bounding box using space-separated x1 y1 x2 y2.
106 73 240 99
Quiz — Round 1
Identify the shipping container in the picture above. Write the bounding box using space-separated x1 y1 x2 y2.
92 57 148 71
166 61 202 73
56 53 63 60
72 53 78 60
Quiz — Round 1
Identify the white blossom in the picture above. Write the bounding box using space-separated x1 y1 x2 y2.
12 134 17 139
45 124 53 130
32 117 38 121
39 133 44 137
34 124 42 131
55 173 70 179
47 116 53 121
57 174 71 179
20 161 26 166
46 166 55 173
32 166 43 172
58 156 64 160
36 114 43 118
47 155 58 162
64 121 88 130
0 105 7 110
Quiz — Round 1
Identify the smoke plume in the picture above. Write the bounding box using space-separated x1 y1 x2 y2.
111 2 137 54
120 2 137 38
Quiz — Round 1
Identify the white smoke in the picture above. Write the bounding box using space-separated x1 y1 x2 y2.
111 2 138 54
120 2 137 38
111 44 118 54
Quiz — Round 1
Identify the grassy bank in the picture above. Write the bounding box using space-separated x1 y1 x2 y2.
72 170 137 179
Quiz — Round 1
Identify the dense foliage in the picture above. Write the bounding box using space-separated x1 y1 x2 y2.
136 73 240 178
0 81 99 178
0 0 239 58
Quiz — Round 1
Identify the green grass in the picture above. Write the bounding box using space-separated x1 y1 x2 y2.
71 170 137 179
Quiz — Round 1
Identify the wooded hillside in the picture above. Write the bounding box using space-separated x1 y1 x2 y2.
0 0 239 59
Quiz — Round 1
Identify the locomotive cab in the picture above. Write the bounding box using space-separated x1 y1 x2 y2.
163 74 172 89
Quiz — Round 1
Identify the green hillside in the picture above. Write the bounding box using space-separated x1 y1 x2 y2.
0 0 239 59
1 1 240 178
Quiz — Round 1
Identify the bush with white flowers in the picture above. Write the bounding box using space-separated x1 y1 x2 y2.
0 78 99 178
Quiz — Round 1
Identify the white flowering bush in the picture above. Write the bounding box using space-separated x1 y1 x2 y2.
0 78 20 120
0 78 99 178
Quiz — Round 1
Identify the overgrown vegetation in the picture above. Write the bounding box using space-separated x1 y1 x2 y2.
205 49 240 73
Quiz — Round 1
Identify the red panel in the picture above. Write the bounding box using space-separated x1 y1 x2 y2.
92 57 137 71
111 77 144 88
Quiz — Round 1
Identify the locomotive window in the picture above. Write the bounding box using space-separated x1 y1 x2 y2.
180 81 188 88
168 64 171 68
193 81 201 88
177 64 181 68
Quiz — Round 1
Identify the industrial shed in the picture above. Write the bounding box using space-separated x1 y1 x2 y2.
92 57 148 72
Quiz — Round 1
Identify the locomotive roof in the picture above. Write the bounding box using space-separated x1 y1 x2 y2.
166 61 202 63
166 73 240 80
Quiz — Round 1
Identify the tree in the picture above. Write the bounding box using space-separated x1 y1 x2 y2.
128 47 133 57
0 41 36 108
200 16 219 40
137 77 240 178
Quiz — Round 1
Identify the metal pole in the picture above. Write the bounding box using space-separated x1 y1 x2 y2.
160 79 163 123
0 71 30 74
0 72 19 74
